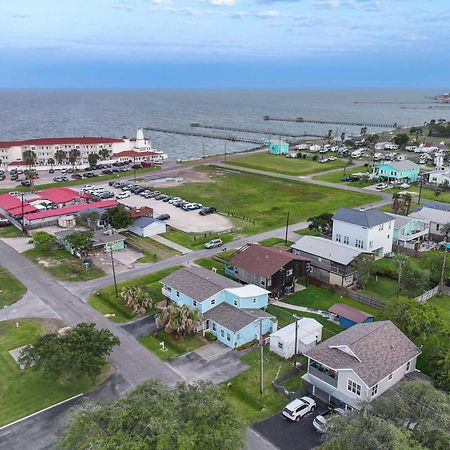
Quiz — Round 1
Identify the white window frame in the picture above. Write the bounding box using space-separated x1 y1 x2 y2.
347 379 361 396
371 384 378 396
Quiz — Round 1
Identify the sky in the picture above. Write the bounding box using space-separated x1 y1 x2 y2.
0 0 449 88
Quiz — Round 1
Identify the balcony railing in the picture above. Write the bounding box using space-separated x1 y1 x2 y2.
309 365 338 388
161 287 171 298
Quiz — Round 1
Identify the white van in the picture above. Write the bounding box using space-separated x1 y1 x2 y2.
351 149 362 158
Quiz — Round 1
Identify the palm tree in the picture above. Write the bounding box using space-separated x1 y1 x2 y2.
68 149 80 171
402 193 412 215
87 152 100 168
55 150 67 165
99 148 111 161
120 286 152 316
392 192 401 213
22 150 36 169
48 157 55 170
156 304 200 340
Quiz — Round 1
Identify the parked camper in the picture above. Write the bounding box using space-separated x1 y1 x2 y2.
351 149 362 158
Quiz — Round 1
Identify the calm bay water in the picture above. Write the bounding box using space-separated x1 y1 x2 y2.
0 89 448 159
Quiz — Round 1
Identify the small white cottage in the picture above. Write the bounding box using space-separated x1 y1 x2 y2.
269 317 322 359
128 217 167 237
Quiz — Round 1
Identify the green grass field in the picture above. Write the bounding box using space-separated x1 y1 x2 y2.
139 331 205 361
0 319 104 426
258 237 293 247
88 266 180 322
293 228 321 236
24 247 105 282
122 232 181 263
226 153 347 176
160 167 379 249
0 226 24 238
194 257 228 276
314 166 373 187
388 185 450 204
0 266 27 308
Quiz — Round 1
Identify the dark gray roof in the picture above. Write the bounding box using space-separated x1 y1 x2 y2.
304 321 421 387
420 201 450 212
203 302 275 333
161 266 241 302
333 207 393 228
93 230 125 244
131 216 160 228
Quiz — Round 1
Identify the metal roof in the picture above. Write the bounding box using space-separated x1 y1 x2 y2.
333 207 393 228
328 303 373 323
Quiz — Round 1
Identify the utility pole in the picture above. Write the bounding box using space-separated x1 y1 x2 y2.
224 141 227 162
293 314 300 367
418 179 423 204
202 138 205 159
284 211 290 245
110 250 118 298
20 192 25 235
259 319 264 395
396 259 405 298
133 156 137 182
440 241 448 294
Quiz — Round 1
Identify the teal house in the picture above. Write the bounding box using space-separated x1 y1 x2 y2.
265 139 289 155
161 266 277 348
387 213 429 249
55 229 126 254
374 161 420 183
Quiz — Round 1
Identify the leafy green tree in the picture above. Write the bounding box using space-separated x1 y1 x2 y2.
23 150 37 169
98 148 111 160
103 205 132 229
355 254 372 289
393 133 410 149
307 212 334 236
401 260 428 293
385 297 445 341
76 210 101 230
87 153 100 167
58 380 246 450
157 304 200 339
19 322 119 382
55 150 67 165
424 251 449 285
64 231 94 254
32 231 55 251
68 148 80 169
120 286 152 315
48 157 55 169
423 336 450 392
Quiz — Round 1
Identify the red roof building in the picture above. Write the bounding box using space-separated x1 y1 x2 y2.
0 137 124 148
36 187 81 205
7 204 39 216
0 194 22 211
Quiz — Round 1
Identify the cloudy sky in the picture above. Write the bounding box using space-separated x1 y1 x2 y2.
1 0 449 87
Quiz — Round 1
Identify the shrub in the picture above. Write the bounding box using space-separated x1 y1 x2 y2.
312 155 318 161
204 332 217 342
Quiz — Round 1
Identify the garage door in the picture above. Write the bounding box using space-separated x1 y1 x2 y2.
314 387 330 403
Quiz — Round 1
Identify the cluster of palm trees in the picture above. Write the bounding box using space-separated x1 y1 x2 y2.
392 192 413 215
156 304 200 340
120 286 152 316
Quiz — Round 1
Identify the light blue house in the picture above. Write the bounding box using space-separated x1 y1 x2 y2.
264 139 289 155
387 213 429 249
161 266 277 348
374 161 420 183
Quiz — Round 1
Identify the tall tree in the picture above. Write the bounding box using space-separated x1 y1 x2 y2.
392 192 401 213
120 286 152 315
98 148 111 161
68 148 81 170
157 304 200 339
23 150 37 169
58 380 246 450
87 152 100 168
366 134 380 170
31 231 55 251
354 254 372 289
55 150 67 165
307 213 334 236
48 157 55 169
76 210 101 230
64 231 94 254
393 133 410 149
19 322 119 382
103 205 132 229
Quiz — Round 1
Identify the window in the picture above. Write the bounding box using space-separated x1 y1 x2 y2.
278 342 284 350
267 278 272 287
226 333 231 342
253 298 257 304
406 361 410 371
388 373 393 381
371 384 378 396
212 323 216 331
369 240 373 249
193 300 197 307
336 234 341 242
261 280 265 286
436 223 440 231
379 223 384 231
233 300 238 306
176 291 180 297
347 379 361 396
211 298 216 305
220 330 224 338
286 269 293 276
355 239 364 249
344 236 349 245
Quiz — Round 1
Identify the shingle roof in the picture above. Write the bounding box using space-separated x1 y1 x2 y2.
304 321 421 387
229 244 308 277
333 207 393 228
410 207 450 225
131 216 160 228
328 303 374 323
378 160 420 171
161 266 241 302
291 236 366 266
203 302 275 333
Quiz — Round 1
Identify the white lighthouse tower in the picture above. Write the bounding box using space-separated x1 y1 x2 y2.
134 128 151 151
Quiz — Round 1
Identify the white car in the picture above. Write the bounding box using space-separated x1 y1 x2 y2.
116 192 130 199
399 183 410 189
282 396 316 422
168 197 181 204
313 408 345 432
83 185 95 190
375 183 389 190
204 239 223 249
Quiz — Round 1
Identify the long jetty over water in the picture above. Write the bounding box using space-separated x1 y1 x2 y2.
263 115 398 128
143 127 263 144
190 123 325 138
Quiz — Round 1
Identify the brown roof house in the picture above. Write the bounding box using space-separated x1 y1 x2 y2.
225 244 309 298
301 321 421 410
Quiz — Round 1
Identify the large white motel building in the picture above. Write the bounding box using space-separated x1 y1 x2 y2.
0 128 167 169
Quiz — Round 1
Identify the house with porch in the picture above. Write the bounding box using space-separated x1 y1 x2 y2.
225 244 309 298
302 321 421 410
161 266 277 348
291 236 371 287
332 207 395 258
387 213 429 249
374 160 420 183
410 206 450 240
265 139 289 155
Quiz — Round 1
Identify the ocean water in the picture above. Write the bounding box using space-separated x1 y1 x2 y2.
0 89 448 160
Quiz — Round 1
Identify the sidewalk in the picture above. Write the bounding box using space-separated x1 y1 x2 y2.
151 234 192 254
271 300 330 318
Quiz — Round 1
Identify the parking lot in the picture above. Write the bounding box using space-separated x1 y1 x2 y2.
74 182 234 233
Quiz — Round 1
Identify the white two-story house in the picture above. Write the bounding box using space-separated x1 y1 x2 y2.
301 321 421 410
332 208 395 258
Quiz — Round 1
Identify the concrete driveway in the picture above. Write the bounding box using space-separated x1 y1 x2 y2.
169 342 249 384
252 400 329 450
118 315 158 340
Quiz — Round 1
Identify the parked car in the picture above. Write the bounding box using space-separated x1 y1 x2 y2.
375 183 389 190
21 180 31 187
168 197 181 204
49 169 55 174
162 195 173 202
0 218 11 227
282 397 316 422
155 213 170 221
71 174 82 179
9 191 21 196
155 194 167 200
116 192 130 199
204 239 223 249
313 408 345 432
149 191 161 198
399 183 410 189
199 207 217 215
0 175 6 181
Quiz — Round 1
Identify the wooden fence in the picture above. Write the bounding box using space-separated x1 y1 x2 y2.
415 285 450 302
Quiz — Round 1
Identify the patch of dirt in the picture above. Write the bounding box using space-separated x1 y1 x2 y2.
36 257 60 268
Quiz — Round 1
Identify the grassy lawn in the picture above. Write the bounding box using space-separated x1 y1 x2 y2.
0 318 104 426
293 228 321 237
0 226 23 238
0 266 27 308
314 166 373 187
388 185 450 204
194 257 228 276
0 167 160 194
122 232 181 263
362 276 400 302
160 228 238 251
226 153 347 176
428 296 450 324
281 283 382 318
160 167 379 249
226 349 302 423
88 266 181 322
258 237 293 247
139 331 205 361
24 247 105 282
